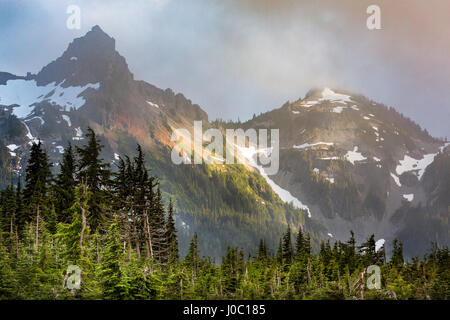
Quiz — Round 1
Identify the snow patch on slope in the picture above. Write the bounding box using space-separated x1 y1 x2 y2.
22 121 39 145
0 79 100 118
62 115 71 127
402 194 414 202
345 147 367 165
7 144 19 151
146 101 159 108
332 106 345 113
236 145 312 218
293 142 334 150
396 152 440 180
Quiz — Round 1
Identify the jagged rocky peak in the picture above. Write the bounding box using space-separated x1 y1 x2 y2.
36 25 133 87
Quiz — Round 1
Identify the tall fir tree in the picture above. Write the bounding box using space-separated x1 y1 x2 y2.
282 225 293 266
0 184 16 235
295 228 304 259
276 238 283 265
359 234 377 265
257 239 267 261
151 186 167 263
165 199 178 264
15 179 25 237
185 233 199 275
76 128 110 231
98 218 125 299
391 239 404 267
56 185 91 264
54 142 76 223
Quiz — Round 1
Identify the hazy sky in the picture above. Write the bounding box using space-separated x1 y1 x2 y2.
1 0 449 137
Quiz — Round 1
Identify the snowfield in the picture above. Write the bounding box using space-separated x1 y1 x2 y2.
345 147 367 165
0 79 100 118
402 194 414 202
7 144 19 151
396 152 441 180
236 145 312 218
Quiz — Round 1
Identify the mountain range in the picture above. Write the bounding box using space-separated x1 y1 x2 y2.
0 26 448 258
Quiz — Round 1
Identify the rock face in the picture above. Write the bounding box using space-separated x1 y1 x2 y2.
0 27 448 258
36 25 127 87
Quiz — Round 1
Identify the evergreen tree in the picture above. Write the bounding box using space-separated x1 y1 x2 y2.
0 184 16 235
54 143 76 223
276 238 283 265
56 185 91 264
344 230 357 273
23 142 51 205
165 199 178 264
282 225 293 266
0 235 16 298
359 234 377 265
15 179 25 237
185 233 199 275
304 234 311 256
98 219 125 299
257 239 267 261
221 247 239 295
295 228 304 259
76 128 110 231
391 239 404 267
23 142 51 248
151 186 167 263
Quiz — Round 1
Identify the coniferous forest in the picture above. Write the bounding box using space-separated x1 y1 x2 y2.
0 128 449 300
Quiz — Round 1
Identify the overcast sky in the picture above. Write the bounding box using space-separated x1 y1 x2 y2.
1 0 449 137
